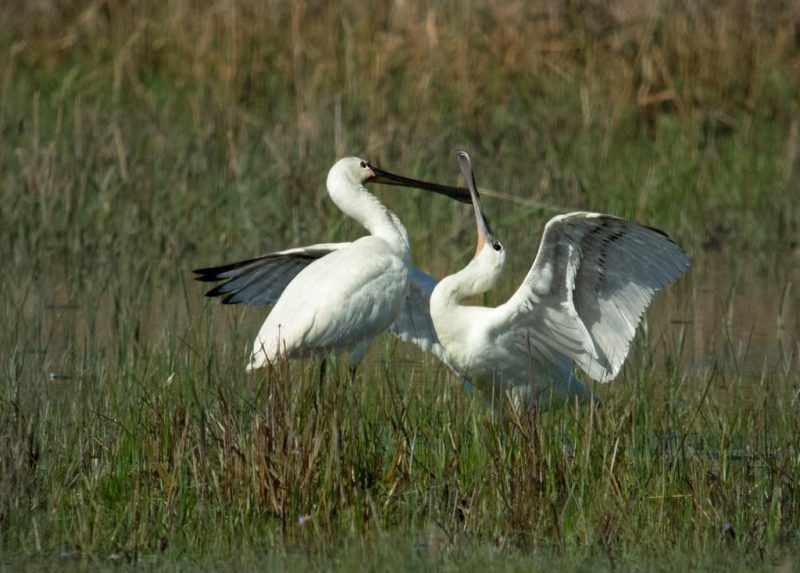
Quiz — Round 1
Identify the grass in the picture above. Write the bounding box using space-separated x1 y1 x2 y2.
1 0 799 569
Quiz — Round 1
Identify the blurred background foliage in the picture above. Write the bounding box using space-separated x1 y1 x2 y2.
2 0 799 280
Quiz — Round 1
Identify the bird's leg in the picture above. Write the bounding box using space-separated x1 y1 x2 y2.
348 366 358 383
318 358 327 386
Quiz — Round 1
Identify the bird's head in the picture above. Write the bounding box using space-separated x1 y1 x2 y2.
328 156 471 203
457 152 505 266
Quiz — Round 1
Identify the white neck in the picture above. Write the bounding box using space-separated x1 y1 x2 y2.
432 253 502 306
430 247 505 356
327 172 410 257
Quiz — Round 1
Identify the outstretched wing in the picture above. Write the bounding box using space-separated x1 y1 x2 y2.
502 212 691 383
193 243 350 305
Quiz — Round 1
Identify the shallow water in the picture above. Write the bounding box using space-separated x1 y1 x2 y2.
653 253 799 378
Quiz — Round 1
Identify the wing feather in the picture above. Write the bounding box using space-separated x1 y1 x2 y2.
503 212 691 383
388 267 471 385
193 243 349 305
387 267 447 359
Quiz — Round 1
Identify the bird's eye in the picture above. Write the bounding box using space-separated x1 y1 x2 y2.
360 160 368 168
492 242 503 252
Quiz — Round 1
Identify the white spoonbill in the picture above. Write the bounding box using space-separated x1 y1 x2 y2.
430 152 691 410
194 157 469 372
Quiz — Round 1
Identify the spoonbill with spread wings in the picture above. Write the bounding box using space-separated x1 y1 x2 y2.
429 152 691 410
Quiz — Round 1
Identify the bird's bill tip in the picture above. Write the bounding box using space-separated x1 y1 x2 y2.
456 151 495 250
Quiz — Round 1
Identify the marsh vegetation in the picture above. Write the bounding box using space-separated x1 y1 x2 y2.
1 1 799 569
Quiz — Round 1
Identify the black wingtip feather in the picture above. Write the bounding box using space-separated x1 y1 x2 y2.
195 272 225 283
193 246 340 307
204 283 233 298
193 257 262 278
202 285 244 305
221 292 242 304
